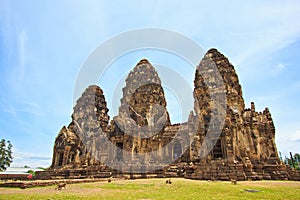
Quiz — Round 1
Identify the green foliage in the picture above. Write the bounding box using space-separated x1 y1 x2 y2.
37 166 48 170
27 169 36 176
284 153 300 170
0 139 13 171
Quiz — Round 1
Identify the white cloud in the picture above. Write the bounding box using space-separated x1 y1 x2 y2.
287 130 300 142
11 151 51 168
176 2 300 67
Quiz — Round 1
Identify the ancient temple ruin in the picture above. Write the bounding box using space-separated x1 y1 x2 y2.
37 49 300 181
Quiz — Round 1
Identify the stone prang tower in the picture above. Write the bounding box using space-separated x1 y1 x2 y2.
38 49 300 181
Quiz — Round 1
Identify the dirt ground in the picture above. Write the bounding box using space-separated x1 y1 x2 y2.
0 178 299 197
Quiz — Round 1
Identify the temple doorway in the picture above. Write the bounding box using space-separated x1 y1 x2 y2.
173 141 182 159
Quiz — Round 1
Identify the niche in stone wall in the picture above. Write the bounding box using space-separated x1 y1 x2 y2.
116 142 123 161
58 152 64 166
212 138 224 159
173 141 182 159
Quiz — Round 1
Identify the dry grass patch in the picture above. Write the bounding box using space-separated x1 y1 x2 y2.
0 178 299 200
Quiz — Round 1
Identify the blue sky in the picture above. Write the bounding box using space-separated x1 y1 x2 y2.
0 0 300 167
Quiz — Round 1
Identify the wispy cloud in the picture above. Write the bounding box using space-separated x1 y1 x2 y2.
18 30 27 81
18 101 42 116
0 98 42 117
286 130 300 142
175 2 300 67
11 151 51 168
272 63 287 75
0 99 17 115
13 152 51 160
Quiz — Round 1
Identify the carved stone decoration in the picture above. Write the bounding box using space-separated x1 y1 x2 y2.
37 49 300 181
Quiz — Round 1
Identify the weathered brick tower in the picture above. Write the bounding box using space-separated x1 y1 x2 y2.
37 49 300 181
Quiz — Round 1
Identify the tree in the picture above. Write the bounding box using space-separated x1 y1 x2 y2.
284 152 300 170
0 139 13 171
27 169 36 177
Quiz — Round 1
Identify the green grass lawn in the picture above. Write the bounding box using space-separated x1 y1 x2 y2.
0 178 299 200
